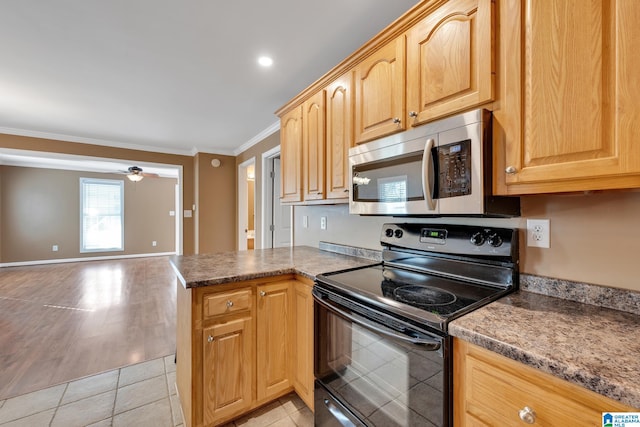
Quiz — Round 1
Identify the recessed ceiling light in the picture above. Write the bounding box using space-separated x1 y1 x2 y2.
258 56 273 67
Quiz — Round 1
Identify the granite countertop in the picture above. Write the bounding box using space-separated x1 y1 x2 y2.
171 245 640 408
449 290 640 409
170 245 378 288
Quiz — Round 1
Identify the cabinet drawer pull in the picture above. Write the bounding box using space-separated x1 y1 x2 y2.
409 111 418 118
518 406 536 424
505 165 518 174
207 335 214 343
226 300 234 308
392 117 401 124
260 291 266 297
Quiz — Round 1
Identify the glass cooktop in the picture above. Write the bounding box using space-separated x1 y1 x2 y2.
317 263 507 329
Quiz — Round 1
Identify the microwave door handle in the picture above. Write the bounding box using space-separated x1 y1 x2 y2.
313 291 441 351
422 138 436 210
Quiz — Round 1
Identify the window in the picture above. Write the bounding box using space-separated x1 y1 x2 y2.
80 178 124 252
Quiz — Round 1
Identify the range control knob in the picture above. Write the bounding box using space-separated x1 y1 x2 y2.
470 232 485 246
487 233 503 247
385 228 394 238
394 229 404 238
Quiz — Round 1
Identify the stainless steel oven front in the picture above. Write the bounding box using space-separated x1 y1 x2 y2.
313 286 450 427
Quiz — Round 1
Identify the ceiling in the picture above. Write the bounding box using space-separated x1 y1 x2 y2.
0 0 419 157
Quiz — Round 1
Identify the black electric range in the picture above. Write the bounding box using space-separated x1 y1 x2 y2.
313 223 519 427
316 223 519 334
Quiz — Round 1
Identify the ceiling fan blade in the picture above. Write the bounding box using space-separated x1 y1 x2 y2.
141 172 160 178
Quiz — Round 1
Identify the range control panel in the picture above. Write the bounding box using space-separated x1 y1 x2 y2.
380 223 517 258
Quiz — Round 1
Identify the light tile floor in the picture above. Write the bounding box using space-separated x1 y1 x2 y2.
0 354 313 427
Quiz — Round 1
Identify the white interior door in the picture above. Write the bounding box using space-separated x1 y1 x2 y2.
272 157 292 248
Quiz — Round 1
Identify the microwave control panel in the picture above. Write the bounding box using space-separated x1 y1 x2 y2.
437 139 471 198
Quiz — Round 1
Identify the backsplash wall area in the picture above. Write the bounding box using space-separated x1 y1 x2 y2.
293 191 640 293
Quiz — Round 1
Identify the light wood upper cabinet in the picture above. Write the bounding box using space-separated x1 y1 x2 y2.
202 317 253 426
302 91 326 201
494 0 640 194
406 0 493 126
326 73 354 199
453 338 636 426
292 280 314 410
256 281 292 402
280 106 303 203
354 36 406 144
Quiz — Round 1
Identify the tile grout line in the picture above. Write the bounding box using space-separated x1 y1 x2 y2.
110 366 122 422
48 382 69 427
163 356 176 427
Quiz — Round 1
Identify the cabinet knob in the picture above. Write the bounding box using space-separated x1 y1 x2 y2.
505 166 518 174
207 335 214 343
226 300 234 308
409 111 418 118
260 291 266 297
518 406 536 424
392 117 401 124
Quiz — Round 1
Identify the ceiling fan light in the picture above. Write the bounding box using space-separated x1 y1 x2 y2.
127 174 144 182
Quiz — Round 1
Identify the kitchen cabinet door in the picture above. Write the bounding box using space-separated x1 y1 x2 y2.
453 338 636 426
202 317 253 425
280 106 303 203
256 281 292 401
292 280 314 409
354 36 406 144
494 0 640 194
303 91 326 201
406 0 493 126
326 73 354 199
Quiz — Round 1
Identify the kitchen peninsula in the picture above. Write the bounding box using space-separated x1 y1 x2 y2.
171 246 640 427
170 246 378 427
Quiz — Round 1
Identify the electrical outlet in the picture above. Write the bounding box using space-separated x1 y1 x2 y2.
152 241 157 247
320 216 327 230
527 219 550 248
52 245 59 252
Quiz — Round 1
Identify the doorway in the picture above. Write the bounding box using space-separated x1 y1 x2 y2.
262 147 292 248
238 157 256 251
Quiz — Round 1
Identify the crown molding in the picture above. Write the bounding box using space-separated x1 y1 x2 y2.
0 126 196 157
233 121 280 156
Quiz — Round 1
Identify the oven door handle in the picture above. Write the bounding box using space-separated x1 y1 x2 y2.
313 291 441 351
324 398 358 427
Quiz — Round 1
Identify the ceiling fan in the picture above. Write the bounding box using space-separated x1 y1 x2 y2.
122 166 159 182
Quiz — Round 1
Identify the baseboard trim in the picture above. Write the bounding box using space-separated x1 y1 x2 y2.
0 252 176 268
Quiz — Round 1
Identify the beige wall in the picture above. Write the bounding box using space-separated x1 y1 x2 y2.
236 131 280 249
1 166 176 262
0 133 197 255
293 191 640 292
0 168 2 261
194 153 237 254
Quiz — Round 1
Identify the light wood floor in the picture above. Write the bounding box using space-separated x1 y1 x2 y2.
0 256 177 400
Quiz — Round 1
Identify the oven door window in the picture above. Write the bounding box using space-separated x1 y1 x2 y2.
315 298 447 427
352 152 426 203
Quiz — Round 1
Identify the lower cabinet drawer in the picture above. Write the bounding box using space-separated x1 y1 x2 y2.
204 289 251 318
454 339 636 426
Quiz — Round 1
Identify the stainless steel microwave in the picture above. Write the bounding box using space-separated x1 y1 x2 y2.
349 109 520 216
